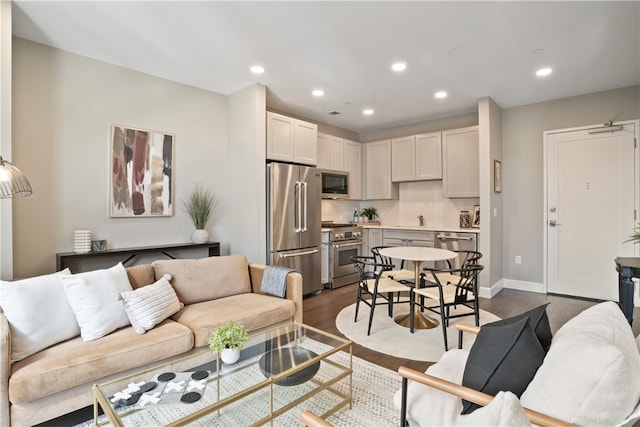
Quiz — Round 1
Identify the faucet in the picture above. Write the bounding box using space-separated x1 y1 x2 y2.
418 215 424 227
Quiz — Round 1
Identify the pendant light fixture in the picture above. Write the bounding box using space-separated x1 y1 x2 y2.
0 156 32 198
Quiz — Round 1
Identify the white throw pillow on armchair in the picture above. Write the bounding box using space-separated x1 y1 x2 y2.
61 262 133 342
521 301 640 426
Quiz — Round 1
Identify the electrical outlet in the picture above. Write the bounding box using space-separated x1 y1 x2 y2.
515 255 522 264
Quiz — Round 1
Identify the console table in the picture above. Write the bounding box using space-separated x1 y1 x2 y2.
56 242 220 271
615 256 640 325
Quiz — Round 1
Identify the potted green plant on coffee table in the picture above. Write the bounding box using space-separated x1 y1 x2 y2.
208 321 250 364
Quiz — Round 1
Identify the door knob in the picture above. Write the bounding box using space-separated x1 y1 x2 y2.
549 220 561 227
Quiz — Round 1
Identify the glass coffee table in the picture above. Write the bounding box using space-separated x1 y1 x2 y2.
93 323 352 426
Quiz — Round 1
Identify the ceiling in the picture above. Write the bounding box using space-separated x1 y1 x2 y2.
11 1 640 134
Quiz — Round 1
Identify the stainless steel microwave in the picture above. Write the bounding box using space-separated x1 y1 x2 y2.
320 170 349 199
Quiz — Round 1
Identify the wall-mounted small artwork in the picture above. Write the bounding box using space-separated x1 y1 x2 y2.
110 125 174 217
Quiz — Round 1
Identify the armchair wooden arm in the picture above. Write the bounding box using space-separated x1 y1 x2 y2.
301 410 333 427
455 323 479 349
397 366 575 427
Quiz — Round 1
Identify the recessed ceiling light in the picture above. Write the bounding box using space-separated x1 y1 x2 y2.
312 89 324 97
363 109 374 116
250 65 264 74
435 91 448 99
536 67 552 77
391 62 407 72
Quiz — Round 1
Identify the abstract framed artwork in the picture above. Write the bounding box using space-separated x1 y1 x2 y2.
110 125 174 217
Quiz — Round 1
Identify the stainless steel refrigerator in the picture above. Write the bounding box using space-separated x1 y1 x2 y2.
267 162 322 295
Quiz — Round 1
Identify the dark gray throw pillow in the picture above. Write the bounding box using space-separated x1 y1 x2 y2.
460 317 545 414
487 303 552 352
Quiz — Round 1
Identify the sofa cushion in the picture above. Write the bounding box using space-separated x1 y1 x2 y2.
8 319 194 404
152 255 251 304
486 303 552 352
461 317 545 414
60 263 133 342
0 269 79 362
521 301 640 426
119 274 183 334
126 264 156 289
172 293 296 347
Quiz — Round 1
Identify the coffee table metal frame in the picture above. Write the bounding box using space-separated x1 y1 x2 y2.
92 322 352 427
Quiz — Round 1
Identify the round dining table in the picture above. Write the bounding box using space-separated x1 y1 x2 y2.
378 246 457 329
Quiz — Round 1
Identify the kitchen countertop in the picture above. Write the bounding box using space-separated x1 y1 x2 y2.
360 224 480 233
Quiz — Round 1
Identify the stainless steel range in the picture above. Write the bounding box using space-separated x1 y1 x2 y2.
323 223 363 289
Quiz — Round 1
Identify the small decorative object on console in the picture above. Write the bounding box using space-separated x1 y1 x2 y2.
183 182 216 244
459 211 471 228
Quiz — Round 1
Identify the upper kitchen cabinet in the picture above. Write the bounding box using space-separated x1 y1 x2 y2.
364 140 399 200
391 132 442 182
344 139 363 200
266 112 318 165
442 126 479 198
317 133 345 171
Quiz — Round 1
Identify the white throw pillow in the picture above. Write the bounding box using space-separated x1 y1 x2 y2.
61 263 133 342
459 391 532 426
521 301 640 426
0 269 79 362
119 274 183 334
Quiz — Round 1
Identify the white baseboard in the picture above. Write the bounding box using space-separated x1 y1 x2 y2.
479 279 546 298
503 279 546 294
479 279 504 299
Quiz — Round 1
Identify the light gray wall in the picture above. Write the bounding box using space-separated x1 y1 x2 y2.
502 85 640 285
12 38 231 278
0 2 12 279
478 97 503 291
228 84 267 263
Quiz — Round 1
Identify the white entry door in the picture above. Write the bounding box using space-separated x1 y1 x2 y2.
546 122 638 301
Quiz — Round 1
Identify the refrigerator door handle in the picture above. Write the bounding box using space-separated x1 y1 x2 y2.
294 181 302 232
302 181 308 232
279 248 319 259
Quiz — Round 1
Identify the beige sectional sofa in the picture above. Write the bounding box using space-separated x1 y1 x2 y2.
1 254 303 426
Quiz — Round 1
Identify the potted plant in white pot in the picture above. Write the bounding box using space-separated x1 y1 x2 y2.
360 207 379 223
207 321 250 364
182 183 216 244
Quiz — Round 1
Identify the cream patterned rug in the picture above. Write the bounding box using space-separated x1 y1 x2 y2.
336 302 500 362
74 339 401 426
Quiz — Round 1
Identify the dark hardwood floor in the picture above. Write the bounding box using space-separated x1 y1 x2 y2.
303 283 640 374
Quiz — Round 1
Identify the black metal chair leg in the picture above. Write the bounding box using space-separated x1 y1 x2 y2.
354 286 362 321
388 292 394 317
367 290 377 336
409 292 415 333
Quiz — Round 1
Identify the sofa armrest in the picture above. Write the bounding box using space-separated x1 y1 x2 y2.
0 312 11 427
248 263 303 323
397 366 575 427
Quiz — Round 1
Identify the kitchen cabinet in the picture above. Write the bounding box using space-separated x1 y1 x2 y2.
363 228 382 257
382 229 435 247
266 112 318 166
442 126 479 198
344 139 363 200
317 133 344 171
321 230 330 285
364 140 398 200
391 132 442 182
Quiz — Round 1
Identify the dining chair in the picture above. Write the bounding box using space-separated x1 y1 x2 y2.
351 255 412 335
370 246 415 283
410 262 484 350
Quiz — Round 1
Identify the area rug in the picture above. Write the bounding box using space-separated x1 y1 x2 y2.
73 339 401 426
336 302 500 362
